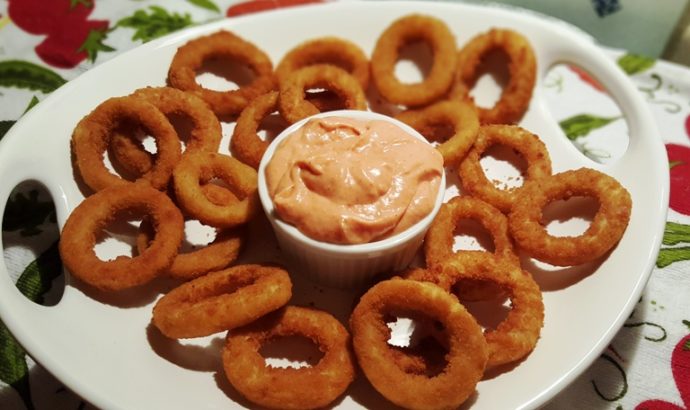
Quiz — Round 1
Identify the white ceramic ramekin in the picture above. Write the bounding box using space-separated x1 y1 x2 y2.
257 110 446 288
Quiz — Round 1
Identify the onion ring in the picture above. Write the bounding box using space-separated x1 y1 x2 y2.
433 254 544 369
230 90 281 169
109 87 222 177
72 96 181 192
370 14 457 107
508 167 632 266
137 218 245 280
276 36 370 90
350 278 487 409
152 264 292 338
223 306 355 409
173 151 259 228
278 64 367 124
425 195 519 268
459 124 552 213
450 28 536 124
396 99 480 165
59 183 184 291
168 30 276 117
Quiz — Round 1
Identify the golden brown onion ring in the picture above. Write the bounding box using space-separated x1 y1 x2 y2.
173 151 259 228
371 14 457 107
153 264 292 338
72 96 181 192
278 64 367 123
168 30 276 117
59 183 184 291
350 278 487 409
276 36 370 90
396 99 480 165
509 167 632 266
450 28 536 124
223 306 355 409
459 124 552 213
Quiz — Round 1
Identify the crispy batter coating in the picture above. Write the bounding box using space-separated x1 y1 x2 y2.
153 264 292 338
72 95 181 192
59 183 184 291
350 278 487 410
396 99 480 165
231 91 281 169
223 306 355 409
509 168 632 266
371 14 457 107
168 30 276 116
459 124 552 213
173 151 259 228
451 28 536 124
278 64 367 123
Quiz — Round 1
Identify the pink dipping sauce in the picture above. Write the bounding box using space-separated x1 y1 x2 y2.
265 116 443 244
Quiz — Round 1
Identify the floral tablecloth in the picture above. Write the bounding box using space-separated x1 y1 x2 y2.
0 1 688 409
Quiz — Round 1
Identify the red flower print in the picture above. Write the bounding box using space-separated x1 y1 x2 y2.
636 334 690 410
667 144 690 216
226 0 324 17
568 64 607 93
8 0 110 68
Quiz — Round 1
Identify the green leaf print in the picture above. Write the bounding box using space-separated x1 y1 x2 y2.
656 247 690 268
0 60 67 93
116 6 194 43
77 28 115 63
0 241 62 410
69 0 93 8
617 53 656 75
187 0 221 13
0 323 32 410
662 221 690 246
2 190 56 236
559 114 621 140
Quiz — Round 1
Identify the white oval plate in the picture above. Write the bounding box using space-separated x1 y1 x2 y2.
0 1 668 409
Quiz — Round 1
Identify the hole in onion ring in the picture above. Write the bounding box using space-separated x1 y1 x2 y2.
394 40 433 85
456 286 511 332
542 63 629 164
385 315 449 377
542 196 599 237
256 112 290 143
179 219 217 252
260 335 324 369
2 181 64 306
93 209 142 262
452 218 496 253
479 143 527 191
468 48 509 109
167 112 196 151
195 56 256 92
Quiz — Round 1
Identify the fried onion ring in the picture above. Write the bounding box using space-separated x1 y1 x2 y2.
459 124 552 213
137 218 245 280
276 36 370 90
173 151 259 228
433 255 544 369
371 14 457 107
396 99 480 165
231 90 282 169
508 167 632 266
450 28 537 124
425 196 519 268
109 87 222 177
153 264 292 338
59 183 184 291
168 30 276 117
350 278 487 409
223 306 355 409
278 64 367 124
72 96 181 192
